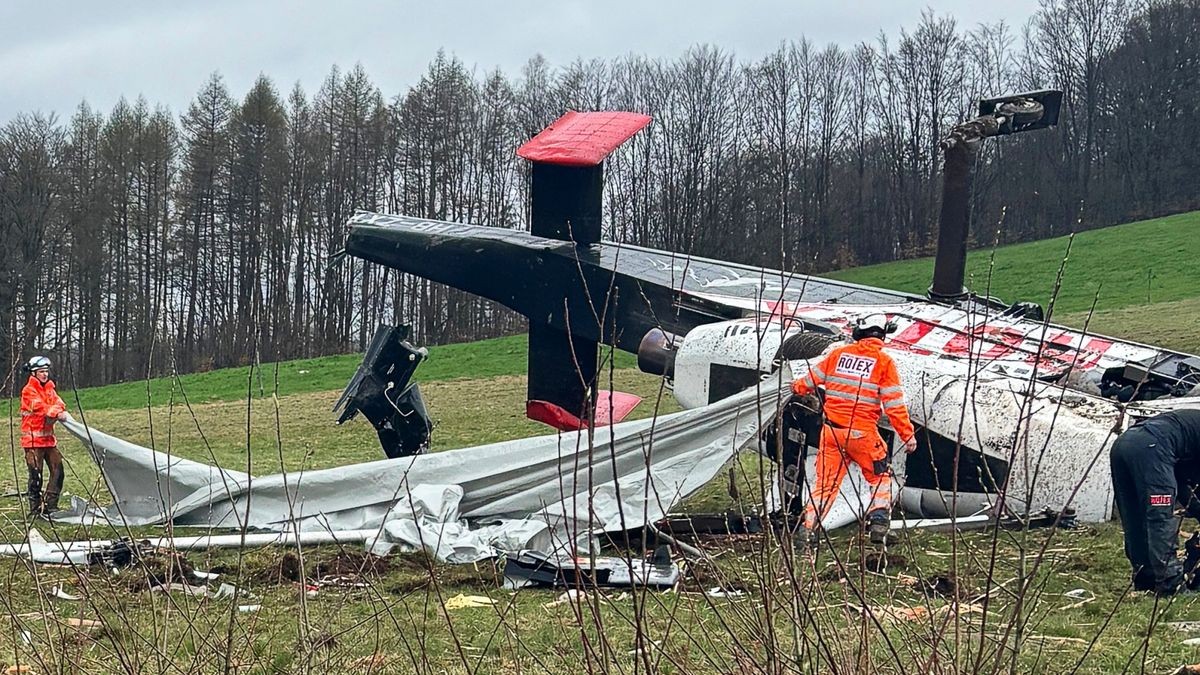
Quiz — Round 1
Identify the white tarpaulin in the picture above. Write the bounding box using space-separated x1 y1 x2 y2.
56 375 789 562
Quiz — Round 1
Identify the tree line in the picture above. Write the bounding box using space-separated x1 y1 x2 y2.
2 0 1197 389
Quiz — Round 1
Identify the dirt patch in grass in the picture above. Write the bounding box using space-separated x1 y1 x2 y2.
864 551 908 573
925 571 973 601
236 550 394 585
117 550 200 591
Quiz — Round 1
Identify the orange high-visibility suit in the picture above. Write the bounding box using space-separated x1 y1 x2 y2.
20 375 67 514
791 336 915 530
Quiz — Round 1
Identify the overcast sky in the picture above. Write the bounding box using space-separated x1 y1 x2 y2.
0 0 1044 124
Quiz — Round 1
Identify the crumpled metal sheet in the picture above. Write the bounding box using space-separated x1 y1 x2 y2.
57 376 787 562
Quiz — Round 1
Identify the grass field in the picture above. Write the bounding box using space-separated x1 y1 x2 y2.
828 210 1200 315
2 212 1200 672
832 209 1200 354
52 333 638 412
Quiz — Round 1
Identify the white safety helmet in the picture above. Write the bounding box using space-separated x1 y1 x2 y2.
852 314 896 340
24 355 51 373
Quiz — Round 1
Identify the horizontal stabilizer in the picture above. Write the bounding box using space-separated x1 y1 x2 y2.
527 391 643 431
526 400 585 431
594 391 642 426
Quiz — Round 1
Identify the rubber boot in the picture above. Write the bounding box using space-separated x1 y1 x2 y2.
867 510 890 546
795 524 819 555
1133 567 1156 592
27 466 43 518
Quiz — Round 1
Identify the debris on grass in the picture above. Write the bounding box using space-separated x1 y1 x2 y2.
627 639 662 657
48 583 80 600
705 585 747 599
212 582 247 600
148 582 209 597
317 576 370 589
543 589 589 608
925 572 975 600
443 594 496 610
926 573 958 598
1059 588 1096 610
148 581 249 600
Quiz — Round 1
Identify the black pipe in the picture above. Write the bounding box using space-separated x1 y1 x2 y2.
927 91 1062 304
928 136 976 302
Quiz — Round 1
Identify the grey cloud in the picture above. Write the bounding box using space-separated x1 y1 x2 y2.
0 0 1042 123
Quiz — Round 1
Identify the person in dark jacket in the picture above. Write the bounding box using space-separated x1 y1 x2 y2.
1110 408 1200 595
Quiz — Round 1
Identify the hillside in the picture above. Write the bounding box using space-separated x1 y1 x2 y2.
49 334 636 412
827 210 1200 315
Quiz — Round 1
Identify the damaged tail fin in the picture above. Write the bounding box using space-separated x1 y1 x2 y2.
526 323 599 430
518 112 651 431
525 326 642 430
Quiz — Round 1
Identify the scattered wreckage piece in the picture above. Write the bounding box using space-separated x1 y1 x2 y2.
503 546 679 590
0 527 380 566
644 505 1077 546
443 594 496 610
890 507 1078 534
47 584 80 601
149 581 244 600
333 324 433 458
48 376 786 564
333 322 641 457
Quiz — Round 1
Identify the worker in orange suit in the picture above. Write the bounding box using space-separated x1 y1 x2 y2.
19 356 70 517
791 314 917 546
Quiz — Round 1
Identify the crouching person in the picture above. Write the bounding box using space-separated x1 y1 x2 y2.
19 356 70 517
1110 409 1200 595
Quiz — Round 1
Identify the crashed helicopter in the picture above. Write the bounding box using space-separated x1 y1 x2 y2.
340 91 1200 526
25 92 1200 570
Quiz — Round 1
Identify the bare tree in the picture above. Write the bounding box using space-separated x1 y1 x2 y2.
0 113 65 382
4 1 1200 385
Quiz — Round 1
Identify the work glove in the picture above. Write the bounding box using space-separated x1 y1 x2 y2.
792 393 822 415
902 436 918 454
